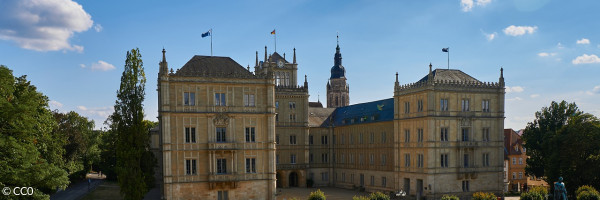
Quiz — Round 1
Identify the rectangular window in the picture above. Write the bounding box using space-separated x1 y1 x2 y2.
350 134 354 144
404 130 410 143
405 154 411 167
440 99 449 111
184 92 195 106
483 153 490 167
370 176 375 186
370 154 374 165
276 155 279 164
275 101 279 109
381 154 387 165
382 177 387 187
289 114 296 122
462 99 470 111
441 154 449 167
185 127 196 143
289 135 296 145
216 127 226 142
185 159 197 175
341 134 345 144
519 172 523 179
217 191 229 200
309 153 313 163
243 94 255 107
276 114 279 122
215 93 226 106
322 153 328 163
404 102 410 113
321 135 328 145
291 154 296 164
462 181 470 192
441 128 448 141
512 158 516 165
462 128 469 141
417 99 423 112
519 158 523 164
245 158 256 173
359 133 364 144
417 154 424 168
349 154 354 164
369 132 374 144
482 100 490 112
342 173 346 182
464 154 470 167
321 172 329 181
359 154 364 164
417 128 423 142
381 132 386 143
245 127 255 142
276 134 279 144
482 128 490 142
289 102 296 109
309 135 313 145
217 159 227 174
512 172 516 179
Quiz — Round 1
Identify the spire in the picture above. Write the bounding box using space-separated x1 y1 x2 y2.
264 46 267 63
395 72 399 87
283 52 286 61
500 67 505 85
428 63 433 82
293 48 296 64
330 34 345 79
255 51 258 67
159 48 168 75
304 75 308 88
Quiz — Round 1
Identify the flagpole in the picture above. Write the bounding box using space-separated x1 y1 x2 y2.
210 29 213 56
447 47 449 69
274 31 277 52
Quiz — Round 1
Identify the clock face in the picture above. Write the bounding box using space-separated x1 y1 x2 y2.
277 60 284 68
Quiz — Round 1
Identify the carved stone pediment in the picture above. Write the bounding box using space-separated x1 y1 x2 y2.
214 113 230 126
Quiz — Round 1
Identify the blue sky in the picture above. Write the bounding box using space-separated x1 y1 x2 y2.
1 0 599 130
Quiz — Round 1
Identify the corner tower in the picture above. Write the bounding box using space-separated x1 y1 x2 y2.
327 35 349 108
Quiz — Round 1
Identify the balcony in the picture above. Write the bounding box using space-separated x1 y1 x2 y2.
277 164 309 170
209 142 237 150
208 142 272 150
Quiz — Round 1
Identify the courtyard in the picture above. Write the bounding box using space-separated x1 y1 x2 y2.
277 187 372 200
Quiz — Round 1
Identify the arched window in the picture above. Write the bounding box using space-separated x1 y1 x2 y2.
285 72 290 86
276 72 281 86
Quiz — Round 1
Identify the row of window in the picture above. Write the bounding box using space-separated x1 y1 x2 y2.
405 127 492 142
437 153 491 168
184 127 256 143
184 158 257 175
182 92 255 107
337 173 388 188
403 99 491 113
512 157 524 165
275 101 296 109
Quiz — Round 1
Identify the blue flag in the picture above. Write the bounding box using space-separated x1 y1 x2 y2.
202 30 211 38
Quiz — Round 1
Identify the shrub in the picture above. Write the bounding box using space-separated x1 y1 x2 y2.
577 186 599 197
529 186 548 197
441 195 460 200
353 192 390 200
308 189 326 200
472 192 497 200
520 191 544 200
352 196 370 200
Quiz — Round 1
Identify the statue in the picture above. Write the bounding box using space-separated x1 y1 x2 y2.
554 177 567 200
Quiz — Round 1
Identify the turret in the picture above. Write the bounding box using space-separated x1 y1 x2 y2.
159 48 168 76
500 67 505 86
293 48 296 64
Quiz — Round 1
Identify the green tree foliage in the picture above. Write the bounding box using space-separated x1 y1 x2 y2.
308 189 326 200
522 101 600 195
111 48 154 200
472 192 497 200
577 186 600 200
52 110 99 181
98 121 117 181
0 65 69 199
520 186 547 200
441 195 460 200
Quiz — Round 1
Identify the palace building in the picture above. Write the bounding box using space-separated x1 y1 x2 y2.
155 38 505 200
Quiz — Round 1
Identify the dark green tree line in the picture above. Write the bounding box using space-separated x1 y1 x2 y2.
522 101 600 197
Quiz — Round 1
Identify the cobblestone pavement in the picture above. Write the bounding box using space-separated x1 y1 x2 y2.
277 187 371 200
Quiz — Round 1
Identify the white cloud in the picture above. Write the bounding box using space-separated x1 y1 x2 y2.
485 32 496 41
80 64 86 68
507 97 523 101
557 42 565 49
90 60 115 71
538 52 557 57
93 24 103 32
506 86 524 93
593 85 600 94
77 105 113 119
572 54 600 65
576 38 590 45
503 25 537 36
0 0 93 52
49 100 63 108
530 94 540 98
461 0 491 12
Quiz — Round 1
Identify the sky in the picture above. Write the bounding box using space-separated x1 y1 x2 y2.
1 0 599 130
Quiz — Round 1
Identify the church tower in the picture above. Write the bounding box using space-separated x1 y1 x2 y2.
327 35 349 108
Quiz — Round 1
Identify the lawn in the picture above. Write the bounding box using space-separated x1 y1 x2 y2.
81 181 123 200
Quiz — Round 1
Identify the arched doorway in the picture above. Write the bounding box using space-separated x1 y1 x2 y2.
289 172 299 187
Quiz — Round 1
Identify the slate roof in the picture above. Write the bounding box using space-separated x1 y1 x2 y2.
268 52 289 64
308 107 336 127
174 56 255 77
504 129 524 156
329 98 394 127
309 101 324 108
417 69 480 83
